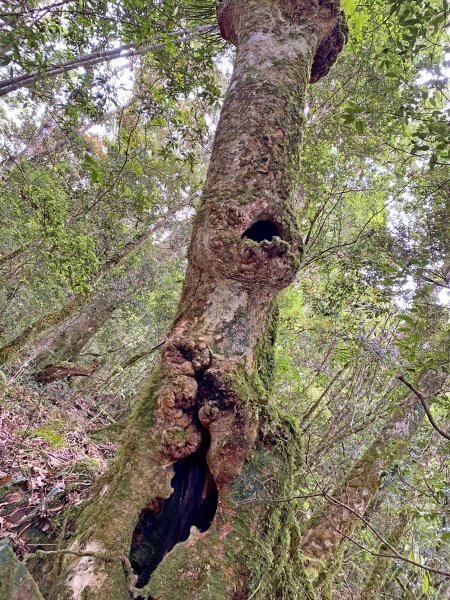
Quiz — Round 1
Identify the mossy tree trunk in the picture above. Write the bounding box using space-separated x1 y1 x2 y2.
30 247 160 376
300 396 423 570
300 372 446 584
38 1 346 599
300 286 448 585
359 508 409 600
0 200 187 369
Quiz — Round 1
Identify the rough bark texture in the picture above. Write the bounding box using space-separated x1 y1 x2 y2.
359 508 409 600
300 382 440 578
29 1 345 599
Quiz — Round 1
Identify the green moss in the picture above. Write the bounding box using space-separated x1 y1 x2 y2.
146 296 314 599
146 537 235 600
230 300 278 413
0 540 44 600
228 302 316 599
148 449 316 600
40 363 176 600
25 427 64 449
234 446 316 600
74 458 101 476
88 419 125 444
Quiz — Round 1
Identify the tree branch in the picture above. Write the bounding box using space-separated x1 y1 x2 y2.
121 337 168 368
321 491 450 579
397 376 450 441
237 491 326 506
0 25 216 98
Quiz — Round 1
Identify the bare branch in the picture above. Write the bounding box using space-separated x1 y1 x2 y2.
398 376 450 441
0 25 216 98
237 491 326 507
321 491 450 579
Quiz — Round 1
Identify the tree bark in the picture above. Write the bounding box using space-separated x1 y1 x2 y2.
36 2 345 599
0 199 189 367
300 373 445 579
359 508 408 599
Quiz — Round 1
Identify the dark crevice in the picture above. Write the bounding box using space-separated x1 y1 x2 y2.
129 432 218 590
242 219 280 243
176 342 194 362
196 368 233 410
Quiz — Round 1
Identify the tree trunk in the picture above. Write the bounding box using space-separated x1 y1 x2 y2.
300 373 445 580
2 110 59 172
0 296 85 366
0 199 189 368
30 260 156 374
359 508 409 599
37 2 345 599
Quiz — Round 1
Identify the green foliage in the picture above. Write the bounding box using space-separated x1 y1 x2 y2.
0 1 449 598
26 427 65 449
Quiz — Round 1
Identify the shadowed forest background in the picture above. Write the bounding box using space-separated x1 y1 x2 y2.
0 0 449 599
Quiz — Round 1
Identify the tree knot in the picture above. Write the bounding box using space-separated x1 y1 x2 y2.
217 0 237 45
310 10 348 83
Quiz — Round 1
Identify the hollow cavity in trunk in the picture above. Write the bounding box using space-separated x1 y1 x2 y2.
129 432 218 589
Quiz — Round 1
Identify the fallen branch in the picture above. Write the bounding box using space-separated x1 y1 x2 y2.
36 362 100 384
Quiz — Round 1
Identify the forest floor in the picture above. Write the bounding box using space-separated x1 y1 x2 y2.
0 371 119 556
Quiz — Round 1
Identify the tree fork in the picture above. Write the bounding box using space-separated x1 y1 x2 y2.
38 1 346 598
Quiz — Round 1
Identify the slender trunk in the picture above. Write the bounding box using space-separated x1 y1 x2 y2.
300 277 449 577
0 296 85 366
300 374 444 576
1 111 59 171
359 508 409 599
0 200 189 367
31 243 164 373
36 2 345 599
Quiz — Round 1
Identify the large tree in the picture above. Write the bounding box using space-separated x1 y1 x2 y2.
30 1 347 599
2 1 449 599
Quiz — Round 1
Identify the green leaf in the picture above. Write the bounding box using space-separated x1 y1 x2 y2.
422 572 429 593
399 314 415 325
355 119 365 134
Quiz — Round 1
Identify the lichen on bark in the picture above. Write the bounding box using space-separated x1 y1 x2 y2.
31 1 347 598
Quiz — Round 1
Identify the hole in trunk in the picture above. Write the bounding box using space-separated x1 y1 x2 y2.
242 219 280 243
129 432 218 589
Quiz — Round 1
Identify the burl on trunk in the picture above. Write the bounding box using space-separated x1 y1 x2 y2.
41 2 346 599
